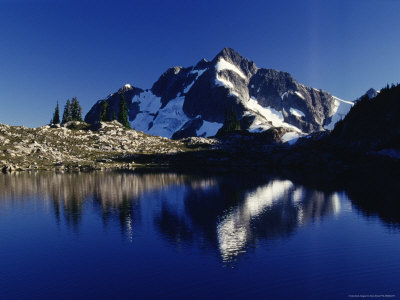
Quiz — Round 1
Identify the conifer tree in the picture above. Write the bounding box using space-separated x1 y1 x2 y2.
52 101 60 124
221 107 241 133
106 104 114 121
99 100 109 122
71 97 82 121
118 94 130 128
62 99 72 124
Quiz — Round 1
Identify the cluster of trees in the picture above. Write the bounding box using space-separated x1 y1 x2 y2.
331 82 400 149
51 97 82 125
98 94 130 128
51 93 131 129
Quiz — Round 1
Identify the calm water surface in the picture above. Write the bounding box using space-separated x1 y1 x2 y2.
0 171 399 299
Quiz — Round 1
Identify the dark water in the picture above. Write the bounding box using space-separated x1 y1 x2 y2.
0 171 399 299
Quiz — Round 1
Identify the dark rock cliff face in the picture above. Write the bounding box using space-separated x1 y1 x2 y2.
151 66 195 107
85 47 347 139
248 69 336 132
85 85 143 124
183 68 243 123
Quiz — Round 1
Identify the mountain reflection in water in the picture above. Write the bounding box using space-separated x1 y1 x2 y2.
0 171 354 262
155 176 342 262
1 171 399 299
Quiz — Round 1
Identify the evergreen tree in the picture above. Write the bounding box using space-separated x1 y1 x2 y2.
52 101 60 124
99 100 109 122
62 99 72 124
231 109 241 131
71 97 82 121
118 94 130 128
221 107 241 133
112 110 117 121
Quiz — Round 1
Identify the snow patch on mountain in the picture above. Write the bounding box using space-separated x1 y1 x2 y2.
196 120 223 137
129 91 189 138
282 132 301 145
136 91 161 113
147 96 189 138
324 97 354 130
247 97 284 122
215 58 246 79
246 97 302 133
130 91 162 133
289 108 305 118
295 91 305 100
215 75 234 88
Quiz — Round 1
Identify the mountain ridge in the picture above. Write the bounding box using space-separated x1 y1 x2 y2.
85 47 353 140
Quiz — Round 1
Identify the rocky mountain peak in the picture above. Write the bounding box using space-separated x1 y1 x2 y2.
118 83 134 94
85 47 351 141
212 47 258 78
194 58 210 70
214 47 243 61
365 88 380 99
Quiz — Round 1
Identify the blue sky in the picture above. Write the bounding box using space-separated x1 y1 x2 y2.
1 0 399 127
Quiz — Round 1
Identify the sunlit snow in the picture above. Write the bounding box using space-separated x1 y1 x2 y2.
324 97 354 130
215 58 246 79
295 91 305 100
215 75 234 88
245 97 302 133
289 107 305 118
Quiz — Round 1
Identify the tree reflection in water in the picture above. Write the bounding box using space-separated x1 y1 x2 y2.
0 171 398 262
0 172 188 237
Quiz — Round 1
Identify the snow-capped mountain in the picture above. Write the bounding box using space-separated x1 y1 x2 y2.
85 47 353 139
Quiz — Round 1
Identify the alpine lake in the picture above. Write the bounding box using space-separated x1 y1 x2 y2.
0 170 399 299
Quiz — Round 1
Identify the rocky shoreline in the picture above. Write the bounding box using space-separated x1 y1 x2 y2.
0 121 222 173
1 121 399 176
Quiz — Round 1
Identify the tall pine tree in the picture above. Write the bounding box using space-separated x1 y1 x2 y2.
118 94 130 128
71 97 82 121
51 101 60 124
62 99 72 124
99 100 109 122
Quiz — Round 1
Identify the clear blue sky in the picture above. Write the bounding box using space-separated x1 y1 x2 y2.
1 0 399 127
